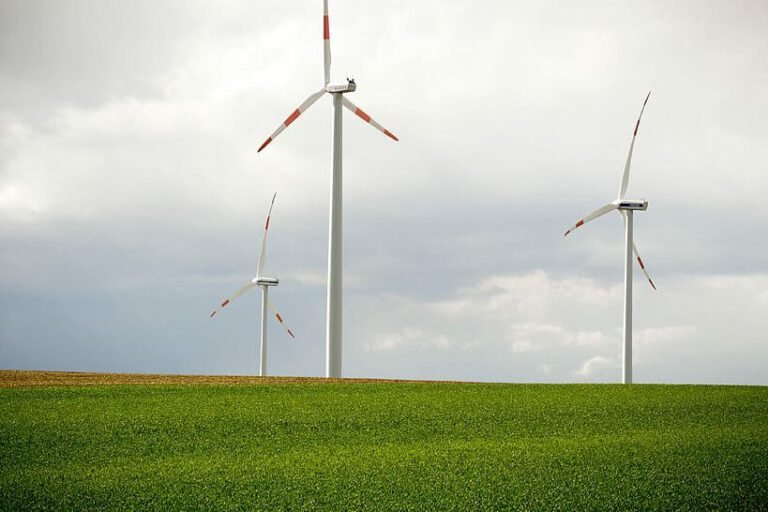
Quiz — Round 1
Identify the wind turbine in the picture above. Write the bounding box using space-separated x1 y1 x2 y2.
564 92 656 384
210 192 295 377
256 0 399 378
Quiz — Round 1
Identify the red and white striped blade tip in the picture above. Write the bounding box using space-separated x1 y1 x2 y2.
210 298 232 318
635 255 657 291
354 109 399 141
633 91 652 136
257 137 272 153
274 312 296 338
344 99 399 141
264 192 277 230
257 89 326 153
564 220 585 236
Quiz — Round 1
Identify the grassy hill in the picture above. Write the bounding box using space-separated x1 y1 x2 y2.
1 371 766 510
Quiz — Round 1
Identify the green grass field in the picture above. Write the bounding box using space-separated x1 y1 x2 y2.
1 377 767 511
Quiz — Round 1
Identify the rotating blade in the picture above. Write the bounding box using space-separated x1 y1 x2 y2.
341 96 399 141
323 0 331 85
268 300 296 338
209 281 256 318
256 192 277 278
633 242 657 290
619 210 657 290
564 203 617 236
257 88 326 153
618 91 651 199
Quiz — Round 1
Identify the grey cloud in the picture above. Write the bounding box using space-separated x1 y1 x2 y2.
1 0 767 383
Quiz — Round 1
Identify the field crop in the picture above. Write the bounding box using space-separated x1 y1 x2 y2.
1 372 766 511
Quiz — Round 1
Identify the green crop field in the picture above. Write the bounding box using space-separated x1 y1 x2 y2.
1 374 767 511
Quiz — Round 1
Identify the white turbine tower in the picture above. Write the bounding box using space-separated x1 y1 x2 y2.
564 92 656 384
210 192 295 377
256 0 398 378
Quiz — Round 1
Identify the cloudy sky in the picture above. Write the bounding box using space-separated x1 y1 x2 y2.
1 0 767 384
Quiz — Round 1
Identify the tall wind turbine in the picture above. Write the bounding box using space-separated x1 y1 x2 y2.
564 92 656 384
210 192 295 377
256 0 398 378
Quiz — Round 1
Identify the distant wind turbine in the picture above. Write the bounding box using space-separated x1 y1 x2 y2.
564 92 656 384
210 192 295 377
256 0 399 378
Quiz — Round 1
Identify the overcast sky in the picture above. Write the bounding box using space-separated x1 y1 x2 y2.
1 0 767 384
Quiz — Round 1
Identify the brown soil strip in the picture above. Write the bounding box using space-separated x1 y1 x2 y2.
0 370 464 388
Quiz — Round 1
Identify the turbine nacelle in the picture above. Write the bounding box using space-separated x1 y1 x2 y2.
253 277 279 287
615 199 648 211
325 78 356 94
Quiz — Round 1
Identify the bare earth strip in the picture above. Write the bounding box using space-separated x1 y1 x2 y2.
0 370 460 388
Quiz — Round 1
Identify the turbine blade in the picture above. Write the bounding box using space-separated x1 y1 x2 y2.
341 96 399 141
268 300 296 338
257 88 326 152
323 0 331 85
209 282 256 318
618 211 657 290
618 91 651 199
256 192 277 278
564 203 617 236
632 240 657 290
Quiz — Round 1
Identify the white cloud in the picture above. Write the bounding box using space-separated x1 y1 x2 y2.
348 271 768 383
287 271 327 287
636 325 697 345
1 0 767 384
0 184 45 220
505 323 609 353
510 339 535 353
365 327 453 352
575 355 617 377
